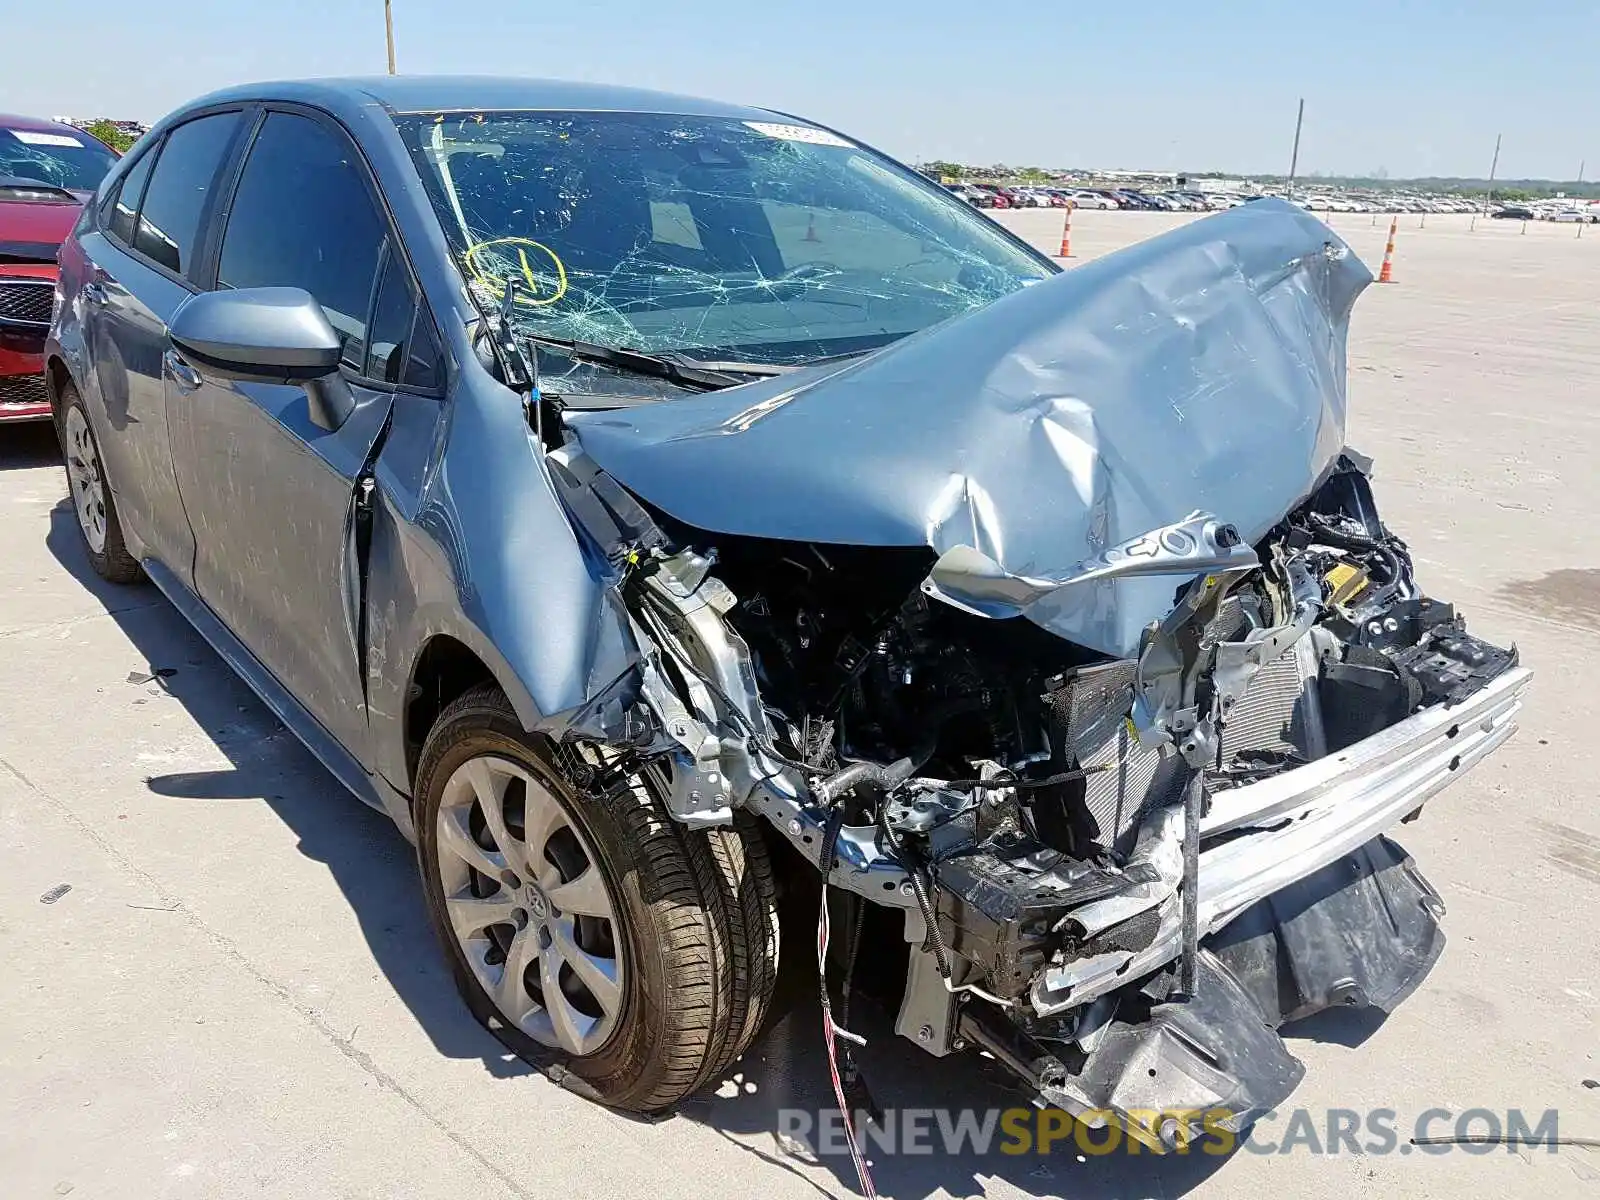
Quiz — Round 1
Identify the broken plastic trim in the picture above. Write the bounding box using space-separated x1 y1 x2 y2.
1029 664 1530 1015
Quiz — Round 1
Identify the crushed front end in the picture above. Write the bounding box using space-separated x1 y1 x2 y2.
554 445 1525 1148
537 201 1529 1145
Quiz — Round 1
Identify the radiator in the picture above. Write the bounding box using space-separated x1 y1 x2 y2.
1048 633 1325 857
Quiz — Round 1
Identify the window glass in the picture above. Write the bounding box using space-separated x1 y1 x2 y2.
402 304 445 392
106 147 155 246
392 110 1053 372
134 112 241 277
0 126 118 192
218 112 385 368
649 200 703 250
365 248 415 383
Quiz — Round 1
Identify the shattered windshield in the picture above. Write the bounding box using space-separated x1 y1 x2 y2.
393 110 1054 372
0 127 117 193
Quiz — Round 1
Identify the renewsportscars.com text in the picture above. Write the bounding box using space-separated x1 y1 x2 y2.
777 1106 1563 1157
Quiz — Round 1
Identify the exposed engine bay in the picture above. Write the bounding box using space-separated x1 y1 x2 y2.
549 438 1523 1146
508 202 1537 1152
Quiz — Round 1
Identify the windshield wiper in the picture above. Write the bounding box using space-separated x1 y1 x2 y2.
521 333 751 392
660 346 886 377
661 355 795 377
0 177 78 202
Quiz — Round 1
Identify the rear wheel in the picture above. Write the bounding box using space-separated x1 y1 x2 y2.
415 685 778 1111
58 381 140 583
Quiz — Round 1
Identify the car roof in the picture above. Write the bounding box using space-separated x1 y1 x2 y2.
179 75 788 125
0 112 96 137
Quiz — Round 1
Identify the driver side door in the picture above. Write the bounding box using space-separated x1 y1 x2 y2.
166 107 432 760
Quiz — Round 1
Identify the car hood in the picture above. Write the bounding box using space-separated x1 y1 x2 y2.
567 199 1371 657
0 197 80 264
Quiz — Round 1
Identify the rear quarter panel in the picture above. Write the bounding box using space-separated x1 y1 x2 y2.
52 227 196 568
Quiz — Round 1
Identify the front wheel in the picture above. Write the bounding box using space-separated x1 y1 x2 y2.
415 685 778 1112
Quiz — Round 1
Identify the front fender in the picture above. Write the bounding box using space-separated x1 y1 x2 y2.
364 378 639 795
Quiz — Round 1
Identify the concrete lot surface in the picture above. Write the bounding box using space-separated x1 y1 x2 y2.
3 210 1598 1198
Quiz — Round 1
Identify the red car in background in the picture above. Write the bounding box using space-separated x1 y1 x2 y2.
1 114 118 423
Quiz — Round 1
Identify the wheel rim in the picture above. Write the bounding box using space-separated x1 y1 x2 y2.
64 406 108 554
434 756 625 1055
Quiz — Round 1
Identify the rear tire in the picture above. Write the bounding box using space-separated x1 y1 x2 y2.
57 380 140 584
415 684 778 1111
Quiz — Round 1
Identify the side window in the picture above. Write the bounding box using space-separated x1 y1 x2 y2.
133 112 242 278
105 147 155 246
402 304 445 392
218 112 385 369
364 247 415 384
362 246 446 391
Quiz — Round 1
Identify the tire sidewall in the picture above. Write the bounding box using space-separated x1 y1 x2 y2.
413 698 681 1105
56 381 136 582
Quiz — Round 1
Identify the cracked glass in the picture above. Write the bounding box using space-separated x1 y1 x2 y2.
393 110 1054 387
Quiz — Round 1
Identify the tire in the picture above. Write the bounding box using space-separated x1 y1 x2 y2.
56 379 141 584
414 684 778 1112
699 807 781 1078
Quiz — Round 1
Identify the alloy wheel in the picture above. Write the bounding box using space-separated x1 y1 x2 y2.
433 756 625 1055
64 406 108 554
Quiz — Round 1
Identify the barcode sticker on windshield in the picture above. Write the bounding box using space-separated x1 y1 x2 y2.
743 122 850 148
9 131 83 147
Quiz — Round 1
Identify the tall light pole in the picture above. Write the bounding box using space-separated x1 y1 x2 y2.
1483 133 1501 214
1285 98 1305 202
384 0 397 74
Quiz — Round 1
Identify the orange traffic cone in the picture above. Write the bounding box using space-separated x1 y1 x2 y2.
1377 216 1397 283
1057 203 1074 258
803 213 820 243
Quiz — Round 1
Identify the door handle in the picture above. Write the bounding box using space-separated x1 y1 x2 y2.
163 349 203 393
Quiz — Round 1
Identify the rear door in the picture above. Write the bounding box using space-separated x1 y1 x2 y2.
166 107 435 757
77 111 246 582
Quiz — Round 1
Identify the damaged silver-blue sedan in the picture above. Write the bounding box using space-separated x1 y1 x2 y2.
46 76 1529 1150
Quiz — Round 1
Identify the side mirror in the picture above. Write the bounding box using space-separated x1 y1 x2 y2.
169 287 354 430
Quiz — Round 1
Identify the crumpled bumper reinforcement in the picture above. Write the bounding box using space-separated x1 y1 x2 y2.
1031 664 1531 1016
1036 835 1447 1150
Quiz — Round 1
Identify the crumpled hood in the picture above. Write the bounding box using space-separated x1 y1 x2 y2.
567 199 1371 656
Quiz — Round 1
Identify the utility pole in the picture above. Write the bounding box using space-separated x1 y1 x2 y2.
385 0 397 74
1484 133 1501 213
1579 160 1588 239
1471 133 1501 232
1285 98 1305 202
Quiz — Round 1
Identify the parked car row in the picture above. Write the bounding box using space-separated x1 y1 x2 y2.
943 180 1600 220
942 182 1241 211
1492 201 1600 222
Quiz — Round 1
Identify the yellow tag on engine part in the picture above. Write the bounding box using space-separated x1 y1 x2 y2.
1324 562 1370 606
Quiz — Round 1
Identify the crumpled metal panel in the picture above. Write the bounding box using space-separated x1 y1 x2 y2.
568 199 1371 656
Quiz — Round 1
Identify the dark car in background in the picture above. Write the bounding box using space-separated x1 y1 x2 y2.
941 182 994 208
1110 188 1161 210
0 114 118 422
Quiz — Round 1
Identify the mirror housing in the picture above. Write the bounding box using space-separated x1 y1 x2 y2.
168 287 354 430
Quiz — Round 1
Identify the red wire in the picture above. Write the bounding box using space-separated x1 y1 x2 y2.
817 883 879 1199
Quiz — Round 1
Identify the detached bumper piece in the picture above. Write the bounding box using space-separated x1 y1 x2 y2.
970 835 1446 1151
1209 835 1446 1025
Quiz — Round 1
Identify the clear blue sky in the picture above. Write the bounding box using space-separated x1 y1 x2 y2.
8 0 1597 179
